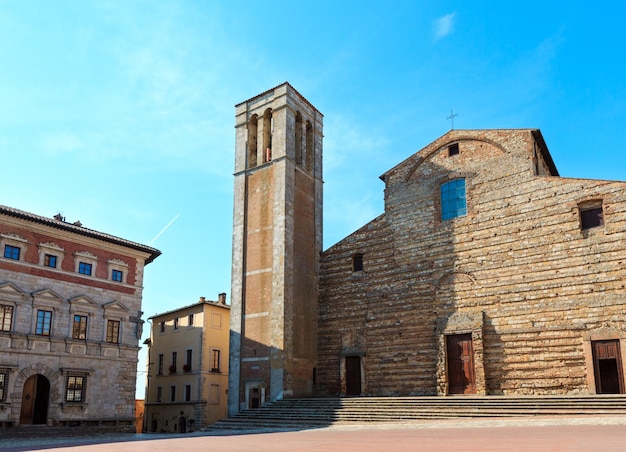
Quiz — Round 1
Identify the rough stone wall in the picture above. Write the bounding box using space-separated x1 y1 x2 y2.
318 129 626 396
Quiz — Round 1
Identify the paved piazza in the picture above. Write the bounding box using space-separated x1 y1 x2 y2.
2 417 626 451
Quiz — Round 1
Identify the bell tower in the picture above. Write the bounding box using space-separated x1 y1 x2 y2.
228 83 323 414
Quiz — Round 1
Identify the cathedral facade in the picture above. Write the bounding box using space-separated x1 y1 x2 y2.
229 84 626 412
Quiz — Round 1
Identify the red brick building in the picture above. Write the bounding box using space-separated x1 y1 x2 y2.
0 206 159 429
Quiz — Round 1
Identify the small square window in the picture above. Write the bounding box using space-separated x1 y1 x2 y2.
448 143 459 156
4 245 20 260
65 375 86 402
78 262 92 275
112 269 123 282
44 254 57 268
580 206 604 230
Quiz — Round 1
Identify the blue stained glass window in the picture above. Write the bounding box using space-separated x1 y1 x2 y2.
441 179 467 220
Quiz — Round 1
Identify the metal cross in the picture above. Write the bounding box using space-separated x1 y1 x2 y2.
447 109 458 130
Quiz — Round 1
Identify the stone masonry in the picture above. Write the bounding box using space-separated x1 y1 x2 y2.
317 129 626 397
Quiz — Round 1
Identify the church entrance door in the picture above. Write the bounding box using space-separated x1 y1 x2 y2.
592 340 624 394
20 374 50 425
446 333 476 394
345 356 361 396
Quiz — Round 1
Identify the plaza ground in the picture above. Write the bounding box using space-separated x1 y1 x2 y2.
2 416 626 451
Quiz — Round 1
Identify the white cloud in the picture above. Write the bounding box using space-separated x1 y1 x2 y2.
434 12 456 39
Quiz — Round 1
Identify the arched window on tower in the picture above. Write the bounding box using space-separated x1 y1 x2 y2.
248 114 258 168
263 108 272 162
305 120 313 172
295 111 303 165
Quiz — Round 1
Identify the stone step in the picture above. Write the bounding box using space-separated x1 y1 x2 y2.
207 396 626 430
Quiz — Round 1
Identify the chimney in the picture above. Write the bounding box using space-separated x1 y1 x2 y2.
218 293 227 305
199 296 206 303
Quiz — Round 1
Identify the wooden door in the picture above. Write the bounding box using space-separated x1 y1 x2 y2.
20 375 50 425
593 340 624 394
447 333 477 395
20 375 36 424
345 356 361 396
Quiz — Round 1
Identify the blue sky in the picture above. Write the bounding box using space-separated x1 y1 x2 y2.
1 1 625 397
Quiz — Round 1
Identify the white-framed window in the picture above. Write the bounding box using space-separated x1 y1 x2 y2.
0 305 13 332
38 242 65 269
1 233 27 262
107 259 128 284
74 251 98 277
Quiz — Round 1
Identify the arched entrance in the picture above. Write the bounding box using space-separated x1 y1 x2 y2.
178 416 187 433
20 374 50 425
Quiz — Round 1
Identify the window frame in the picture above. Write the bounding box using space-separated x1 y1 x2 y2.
579 202 604 230
65 375 86 402
157 354 164 376
35 310 52 336
170 385 176 402
352 253 364 272
0 305 14 332
4 245 20 260
78 262 92 276
0 370 8 402
211 349 221 373
185 384 191 402
111 269 123 282
72 314 88 340
440 178 467 221
44 254 58 268
105 319 120 344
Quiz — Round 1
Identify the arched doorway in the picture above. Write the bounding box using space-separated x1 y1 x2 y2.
178 416 186 433
20 374 50 425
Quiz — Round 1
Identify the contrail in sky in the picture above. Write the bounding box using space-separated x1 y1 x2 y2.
150 213 180 244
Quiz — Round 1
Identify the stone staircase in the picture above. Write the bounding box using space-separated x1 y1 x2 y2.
208 395 626 430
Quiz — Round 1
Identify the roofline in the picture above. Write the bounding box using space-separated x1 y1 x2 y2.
148 300 230 320
0 205 161 264
235 82 323 117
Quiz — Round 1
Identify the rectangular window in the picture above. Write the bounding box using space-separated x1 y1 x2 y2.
44 254 57 268
580 206 604 229
170 385 176 402
36 310 52 336
65 375 86 402
0 305 13 332
352 254 364 272
4 245 20 260
156 386 162 403
78 262 92 275
72 315 88 340
173 318 179 329
111 269 123 282
159 321 165 333
172 351 177 367
448 143 459 156
0 372 8 402
441 178 467 220
188 314 194 326
211 349 221 372
185 384 191 402
158 354 164 375
184 349 192 372
106 319 120 343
